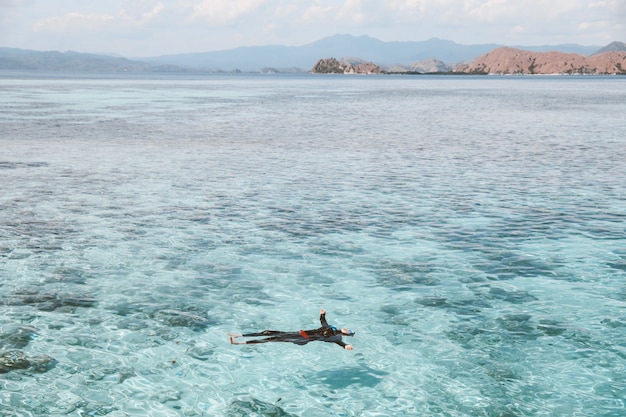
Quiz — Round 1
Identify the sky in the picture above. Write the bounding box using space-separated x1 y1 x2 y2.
1 0 625 57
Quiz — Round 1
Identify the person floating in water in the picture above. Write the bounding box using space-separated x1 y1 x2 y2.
229 309 355 350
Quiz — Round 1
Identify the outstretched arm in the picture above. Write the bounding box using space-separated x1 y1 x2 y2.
320 309 329 327
333 340 354 350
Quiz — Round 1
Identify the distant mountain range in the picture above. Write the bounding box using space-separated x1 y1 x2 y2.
140 34 607 72
1 35 623 73
0 48 186 73
142 35 503 71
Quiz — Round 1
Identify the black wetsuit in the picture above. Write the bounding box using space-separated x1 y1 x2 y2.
240 312 348 348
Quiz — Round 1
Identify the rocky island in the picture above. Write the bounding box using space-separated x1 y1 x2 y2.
454 46 626 75
311 57 382 74
311 41 626 75
310 57 452 74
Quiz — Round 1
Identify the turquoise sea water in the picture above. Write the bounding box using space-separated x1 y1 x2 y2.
1 73 625 416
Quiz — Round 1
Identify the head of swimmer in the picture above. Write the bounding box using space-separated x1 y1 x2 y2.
341 327 355 336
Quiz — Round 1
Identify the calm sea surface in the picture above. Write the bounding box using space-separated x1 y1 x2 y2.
1 73 625 416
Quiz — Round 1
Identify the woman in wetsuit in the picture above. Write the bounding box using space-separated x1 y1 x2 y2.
229 309 355 350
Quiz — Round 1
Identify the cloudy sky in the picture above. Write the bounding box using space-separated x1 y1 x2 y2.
1 0 624 57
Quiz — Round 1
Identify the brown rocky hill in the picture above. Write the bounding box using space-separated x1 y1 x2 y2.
455 47 626 75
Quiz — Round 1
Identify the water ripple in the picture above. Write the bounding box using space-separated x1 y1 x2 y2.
1 74 625 416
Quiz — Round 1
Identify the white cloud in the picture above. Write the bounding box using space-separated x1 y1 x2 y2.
300 1 337 23
189 0 268 25
511 25 526 35
141 3 164 20
274 3 298 18
594 0 626 14
3 0 624 56
337 0 366 24
387 0 425 14
0 0 31 6
461 0 579 22
0 0 32 26
123 2 166 25
32 2 165 33
33 11 115 32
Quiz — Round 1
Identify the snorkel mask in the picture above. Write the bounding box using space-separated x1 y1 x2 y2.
344 328 355 336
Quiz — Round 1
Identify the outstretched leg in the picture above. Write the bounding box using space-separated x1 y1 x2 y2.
242 330 288 337
229 331 306 345
229 330 289 345
230 335 284 345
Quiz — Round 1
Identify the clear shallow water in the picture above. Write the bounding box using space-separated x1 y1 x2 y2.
1 73 625 416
